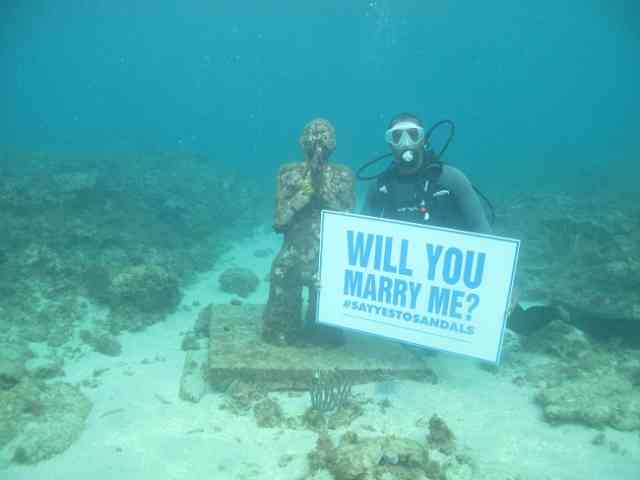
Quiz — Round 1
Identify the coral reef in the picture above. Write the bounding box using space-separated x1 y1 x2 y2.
253 397 285 428
218 267 260 298
303 400 365 432
0 377 92 464
426 414 456 455
0 357 26 390
306 415 473 480
523 319 640 431
0 343 92 465
24 357 64 380
524 319 590 361
536 374 640 430
0 150 268 345
108 264 180 313
221 380 265 415
0 150 267 465
79 329 122 356
216 370 365 432
495 192 640 341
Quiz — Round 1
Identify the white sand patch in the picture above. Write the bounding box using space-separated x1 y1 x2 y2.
3 225 639 479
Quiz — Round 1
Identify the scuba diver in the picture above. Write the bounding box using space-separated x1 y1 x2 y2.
359 112 492 234
358 114 540 331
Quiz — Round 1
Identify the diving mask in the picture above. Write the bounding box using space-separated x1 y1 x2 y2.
384 122 425 148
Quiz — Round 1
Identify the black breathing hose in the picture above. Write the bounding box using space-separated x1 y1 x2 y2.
356 119 455 180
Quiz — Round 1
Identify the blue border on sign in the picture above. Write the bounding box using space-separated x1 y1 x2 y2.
316 210 520 365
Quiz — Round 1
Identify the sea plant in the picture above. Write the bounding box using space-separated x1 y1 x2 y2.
309 368 353 413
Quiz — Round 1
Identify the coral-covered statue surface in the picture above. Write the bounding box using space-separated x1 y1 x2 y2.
262 118 355 346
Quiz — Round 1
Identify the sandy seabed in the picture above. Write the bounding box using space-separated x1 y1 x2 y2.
3 226 639 480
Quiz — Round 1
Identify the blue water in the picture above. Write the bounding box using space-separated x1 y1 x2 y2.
1 3 639 478
1 1 638 193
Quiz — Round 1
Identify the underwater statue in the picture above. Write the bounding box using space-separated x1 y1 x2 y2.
261 118 355 346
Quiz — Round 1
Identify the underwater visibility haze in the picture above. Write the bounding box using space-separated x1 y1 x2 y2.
0 1 639 479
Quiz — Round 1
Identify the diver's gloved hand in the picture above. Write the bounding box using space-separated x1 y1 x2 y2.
507 285 521 318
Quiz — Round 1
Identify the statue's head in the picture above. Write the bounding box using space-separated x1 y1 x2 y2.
299 118 336 164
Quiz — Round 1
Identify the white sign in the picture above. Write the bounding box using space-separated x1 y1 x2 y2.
317 211 519 364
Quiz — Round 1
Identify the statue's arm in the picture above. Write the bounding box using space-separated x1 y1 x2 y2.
273 164 314 232
322 166 355 212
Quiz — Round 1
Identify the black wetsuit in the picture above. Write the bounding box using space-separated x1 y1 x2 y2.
361 157 492 234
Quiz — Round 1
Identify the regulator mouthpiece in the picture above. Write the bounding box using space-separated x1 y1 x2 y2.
401 150 414 163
